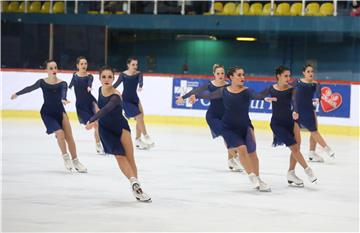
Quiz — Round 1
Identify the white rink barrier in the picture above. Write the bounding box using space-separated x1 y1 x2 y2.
1 70 359 128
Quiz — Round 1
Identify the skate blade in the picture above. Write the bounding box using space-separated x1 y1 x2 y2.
136 146 150 150
75 168 88 173
308 159 324 163
228 167 243 172
256 187 271 192
136 197 152 203
288 182 304 188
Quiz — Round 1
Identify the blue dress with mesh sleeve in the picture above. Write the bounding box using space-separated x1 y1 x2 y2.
113 72 143 118
16 79 68 134
293 79 320 132
69 73 98 124
89 87 131 156
182 80 228 138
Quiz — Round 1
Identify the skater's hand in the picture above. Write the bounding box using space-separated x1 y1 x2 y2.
292 112 299 120
87 87 92 92
62 100 70 105
264 97 277 103
10 93 17 100
176 96 184 105
86 121 95 130
138 87 143 92
189 95 197 104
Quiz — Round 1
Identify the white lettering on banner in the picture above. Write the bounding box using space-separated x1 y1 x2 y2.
250 100 265 109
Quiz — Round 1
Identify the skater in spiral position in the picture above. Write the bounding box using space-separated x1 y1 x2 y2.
176 64 243 172
69 56 104 154
11 60 87 173
113 58 154 150
293 64 335 162
86 66 151 202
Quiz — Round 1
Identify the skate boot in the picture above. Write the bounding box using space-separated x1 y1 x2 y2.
72 158 88 173
257 177 271 192
130 178 151 202
304 167 317 183
143 135 155 148
287 170 304 187
248 173 260 189
228 158 243 172
324 146 335 158
96 143 105 155
136 138 150 150
308 151 324 162
62 153 73 171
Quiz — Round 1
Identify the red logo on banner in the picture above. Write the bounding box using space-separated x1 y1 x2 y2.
320 87 343 112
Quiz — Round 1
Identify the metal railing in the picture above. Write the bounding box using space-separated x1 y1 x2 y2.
1 0 339 16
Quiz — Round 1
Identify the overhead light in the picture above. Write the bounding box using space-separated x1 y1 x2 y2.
236 37 257 41
176 34 217 40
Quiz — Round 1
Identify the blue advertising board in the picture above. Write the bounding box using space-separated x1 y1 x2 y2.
172 77 350 118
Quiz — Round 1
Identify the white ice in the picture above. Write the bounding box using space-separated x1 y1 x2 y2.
1 119 359 232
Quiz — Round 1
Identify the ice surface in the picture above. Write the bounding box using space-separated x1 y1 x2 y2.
1 119 359 232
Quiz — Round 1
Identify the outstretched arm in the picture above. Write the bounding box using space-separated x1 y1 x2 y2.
195 87 223 100
138 73 143 88
69 76 75 89
12 79 42 99
182 83 209 99
113 74 123 88
88 94 121 124
249 86 272 100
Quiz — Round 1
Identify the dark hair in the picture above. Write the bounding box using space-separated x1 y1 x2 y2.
212 64 224 73
43 59 56 69
302 64 313 72
127 57 138 64
226 66 241 78
99 65 114 77
76 56 87 65
275 66 290 76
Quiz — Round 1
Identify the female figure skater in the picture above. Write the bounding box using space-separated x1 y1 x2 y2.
69 56 104 154
113 58 154 150
86 66 151 202
294 64 335 162
176 64 243 172
11 60 87 173
261 66 317 186
192 67 271 192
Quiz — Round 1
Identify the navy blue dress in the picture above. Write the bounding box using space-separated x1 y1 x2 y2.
293 79 320 132
69 73 97 124
261 85 297 147
89 88 131 156
16 79 68 134
196 87 264 153
182 81 228 138
113 72 143 118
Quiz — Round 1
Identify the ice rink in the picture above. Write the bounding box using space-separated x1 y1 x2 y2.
1 119 359 232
